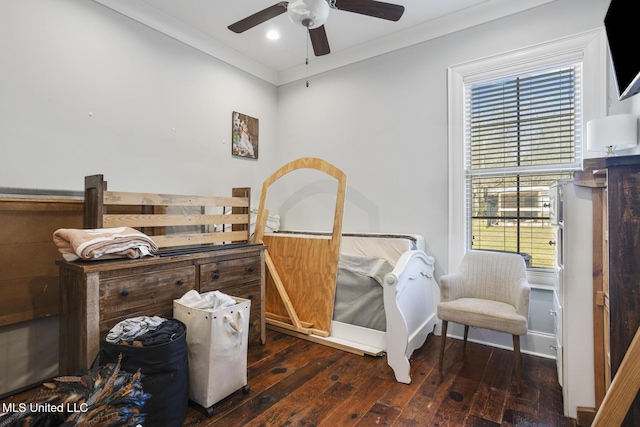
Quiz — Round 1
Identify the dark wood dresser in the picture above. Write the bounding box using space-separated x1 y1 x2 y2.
58 243 265 375
582 155 640 426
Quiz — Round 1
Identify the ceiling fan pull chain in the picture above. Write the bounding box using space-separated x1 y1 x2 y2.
306 32 310 87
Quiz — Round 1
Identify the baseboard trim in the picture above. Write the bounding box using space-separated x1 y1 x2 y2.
444 324 556 359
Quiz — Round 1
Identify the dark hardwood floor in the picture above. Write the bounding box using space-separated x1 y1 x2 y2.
1 329 576 427
184 329 575 427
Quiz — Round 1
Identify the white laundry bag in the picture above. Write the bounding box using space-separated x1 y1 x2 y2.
173 293 251 409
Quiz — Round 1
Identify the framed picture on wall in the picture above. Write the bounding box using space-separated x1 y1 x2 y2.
232 111 259 159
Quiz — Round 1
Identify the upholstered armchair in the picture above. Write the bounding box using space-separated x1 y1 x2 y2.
437 250 530 394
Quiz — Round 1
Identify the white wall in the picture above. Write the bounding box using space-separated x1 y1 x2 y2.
606 50 640 156
0 0 615 271
0 0 279 196
0 0 279 396
274 0 612 278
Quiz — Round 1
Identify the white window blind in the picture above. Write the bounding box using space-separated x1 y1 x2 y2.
464 64 582 269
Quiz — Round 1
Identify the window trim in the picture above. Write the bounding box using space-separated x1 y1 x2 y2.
447 29 607 283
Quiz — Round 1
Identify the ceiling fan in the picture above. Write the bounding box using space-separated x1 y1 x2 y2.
228 0 405 56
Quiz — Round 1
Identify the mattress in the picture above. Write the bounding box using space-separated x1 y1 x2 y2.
333 254 395 331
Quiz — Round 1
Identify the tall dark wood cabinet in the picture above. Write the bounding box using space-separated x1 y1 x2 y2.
582 155 640 426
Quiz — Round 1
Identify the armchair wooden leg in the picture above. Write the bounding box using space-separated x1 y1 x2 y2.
439 320 448 372
463 325 469 351
513 334 522 395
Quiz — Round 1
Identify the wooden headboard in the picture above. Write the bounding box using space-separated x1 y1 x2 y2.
83 174 251 249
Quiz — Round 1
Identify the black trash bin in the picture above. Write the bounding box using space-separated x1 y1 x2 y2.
101 317 188 427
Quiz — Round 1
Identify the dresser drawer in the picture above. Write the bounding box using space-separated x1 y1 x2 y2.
99 266 196 320
200 266 262 346
200 256 261 290
206 280 259 301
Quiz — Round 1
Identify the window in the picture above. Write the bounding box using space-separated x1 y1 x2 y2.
447 29 607 278
466 66 579 269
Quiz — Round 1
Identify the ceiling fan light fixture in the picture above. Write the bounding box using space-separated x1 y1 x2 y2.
266 30 280 40
287 0 330 29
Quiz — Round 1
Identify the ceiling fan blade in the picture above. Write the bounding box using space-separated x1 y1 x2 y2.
334 0 405 21
309 26 331 56
228 2 288 33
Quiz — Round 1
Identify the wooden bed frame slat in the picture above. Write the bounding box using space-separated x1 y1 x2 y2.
150 231 249 247
104 191 248 208
103 213 249 228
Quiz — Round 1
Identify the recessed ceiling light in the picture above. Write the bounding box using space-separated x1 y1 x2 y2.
266 30 280 40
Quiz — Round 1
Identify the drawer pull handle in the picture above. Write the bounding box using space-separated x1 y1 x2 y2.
121 290 129 297
246 267 255 273
177 279 184 286
213 273 220 280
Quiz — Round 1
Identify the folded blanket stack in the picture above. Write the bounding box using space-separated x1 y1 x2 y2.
53 226 158 261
